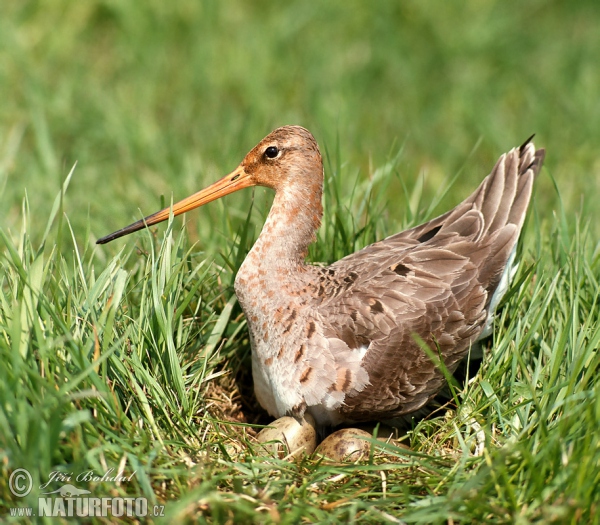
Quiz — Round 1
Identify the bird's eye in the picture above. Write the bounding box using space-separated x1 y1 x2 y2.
264 146 279 159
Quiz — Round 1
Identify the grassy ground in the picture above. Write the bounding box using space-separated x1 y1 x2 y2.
1 1 599 523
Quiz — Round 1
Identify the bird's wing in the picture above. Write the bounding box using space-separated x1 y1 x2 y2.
304 141 545 420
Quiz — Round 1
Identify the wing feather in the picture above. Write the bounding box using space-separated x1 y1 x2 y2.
307 141 545 421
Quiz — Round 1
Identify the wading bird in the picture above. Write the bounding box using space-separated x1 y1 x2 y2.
98 126 544 432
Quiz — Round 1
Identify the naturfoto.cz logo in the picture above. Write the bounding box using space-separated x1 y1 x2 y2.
7 468 165 519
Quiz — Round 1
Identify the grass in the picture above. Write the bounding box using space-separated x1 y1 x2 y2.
1 1 599 523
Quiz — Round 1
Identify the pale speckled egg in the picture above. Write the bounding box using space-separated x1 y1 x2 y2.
315 428 372 462
255 413 317 458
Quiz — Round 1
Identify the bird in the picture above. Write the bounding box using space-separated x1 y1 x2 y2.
97 126 545 430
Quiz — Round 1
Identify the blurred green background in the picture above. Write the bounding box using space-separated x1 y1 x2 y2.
1 0 599 249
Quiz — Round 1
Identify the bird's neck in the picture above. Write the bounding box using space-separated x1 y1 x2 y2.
234 179 324 335
245 183 323 270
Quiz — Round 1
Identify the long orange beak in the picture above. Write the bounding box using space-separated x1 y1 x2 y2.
96 166 254 244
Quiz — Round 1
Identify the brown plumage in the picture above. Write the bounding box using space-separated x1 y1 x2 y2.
97 126 545 428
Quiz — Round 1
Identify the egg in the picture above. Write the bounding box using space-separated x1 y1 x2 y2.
255 414 317 458
314 428 373 462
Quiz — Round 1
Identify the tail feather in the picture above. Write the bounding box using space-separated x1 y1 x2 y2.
478 139 544 314
477 140 543 235
438 138 544 314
